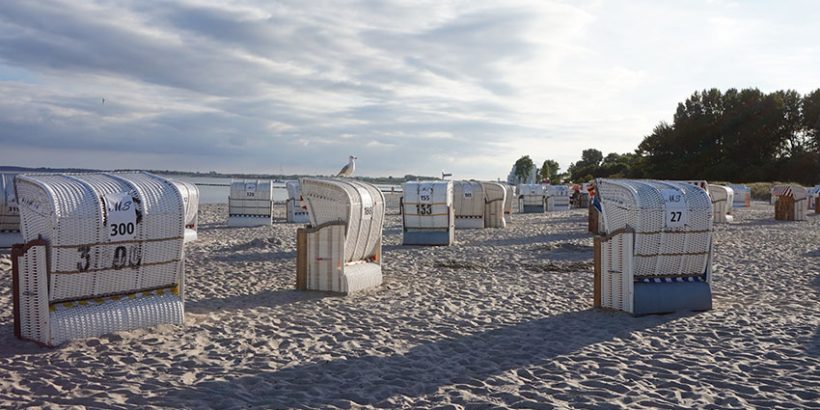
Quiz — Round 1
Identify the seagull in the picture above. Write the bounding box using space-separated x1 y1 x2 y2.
336 155 357 177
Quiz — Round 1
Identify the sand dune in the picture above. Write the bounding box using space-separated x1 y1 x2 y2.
1 199 818 409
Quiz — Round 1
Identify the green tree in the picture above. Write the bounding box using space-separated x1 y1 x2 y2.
567 148 604 182
539 159 560 182
513 155 535 183
802 89 820 150
635 87 819 185
581 149 603 167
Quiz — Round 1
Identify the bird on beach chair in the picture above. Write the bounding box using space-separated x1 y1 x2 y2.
337 155 357 177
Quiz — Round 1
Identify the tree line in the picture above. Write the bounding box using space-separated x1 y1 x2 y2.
513 87 820 186
512 156 565 184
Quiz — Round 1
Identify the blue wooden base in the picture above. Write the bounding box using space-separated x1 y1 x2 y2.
632 282 712 316
521 205 545 213
403 230 453 246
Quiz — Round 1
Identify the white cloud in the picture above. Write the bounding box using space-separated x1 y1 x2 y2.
0 0 818 178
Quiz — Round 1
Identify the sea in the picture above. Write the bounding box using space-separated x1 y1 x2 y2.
166 175 401 204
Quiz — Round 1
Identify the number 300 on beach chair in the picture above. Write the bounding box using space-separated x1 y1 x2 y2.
12 172 187 346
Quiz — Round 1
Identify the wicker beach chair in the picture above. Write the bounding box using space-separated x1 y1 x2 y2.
517 184 546 213
772 184 808 221
504 185 515 223
296 178 385 294
707 185 734 223
227 180 274 227
171 179 199 242
592 179 714 316
546 184 571 211
481 182 507 228
728 184 751 208
285 180 310 224
401 181 454 245
807 185 820 213
453 181 486 229
12 172 186 346
0 173 23 248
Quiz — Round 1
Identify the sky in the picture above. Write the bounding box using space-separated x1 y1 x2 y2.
0 0 818 179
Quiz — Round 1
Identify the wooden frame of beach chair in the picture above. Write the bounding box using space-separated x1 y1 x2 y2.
227 180 274 227
172 179 199 243
0 173 23 248
12 172 186 346
481 182 507 228
517 184 546 214
588 203 599 234
592 179 713 316
401 180 454 246
772 185 808 221
295 178 385 294
285 181 310 224
453 181 486 229
707 185 734 223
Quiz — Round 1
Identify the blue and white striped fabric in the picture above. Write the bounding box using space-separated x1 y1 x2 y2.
637 275 707 283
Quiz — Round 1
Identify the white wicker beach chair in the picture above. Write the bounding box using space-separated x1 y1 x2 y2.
707 185 734 223
0 173 23 248
171 179 199 242
807 185 820 212
546 185 571 211
453 181 486 229
227 180 274 227
285 180 310 224
517 184 546 213
296 178 385 294
592 179 714 316
772 184 808 221
728 184 751 208
504 185 515 223
481 182 507 228
401 181 454 245
12 172 186 346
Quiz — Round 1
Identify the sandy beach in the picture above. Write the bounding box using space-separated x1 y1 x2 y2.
1 198 818 409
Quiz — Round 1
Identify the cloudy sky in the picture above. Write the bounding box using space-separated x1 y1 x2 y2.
0 0 818 179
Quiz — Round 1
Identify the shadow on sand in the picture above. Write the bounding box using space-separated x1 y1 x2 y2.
476 231 590 247
152 309 691 408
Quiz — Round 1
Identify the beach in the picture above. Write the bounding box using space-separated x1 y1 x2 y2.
1 199 818 409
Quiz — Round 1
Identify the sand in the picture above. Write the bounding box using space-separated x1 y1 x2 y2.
1 198 818 409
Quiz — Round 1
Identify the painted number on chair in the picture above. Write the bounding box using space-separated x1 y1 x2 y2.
419 184 433 203
76 244 143 272
660 189 687 229
105 192 137 241
245 183 257 197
